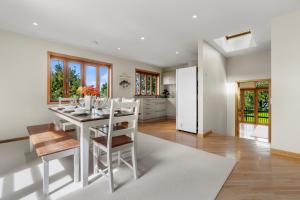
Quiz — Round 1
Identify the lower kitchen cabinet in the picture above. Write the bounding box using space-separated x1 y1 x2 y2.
137 98 167 121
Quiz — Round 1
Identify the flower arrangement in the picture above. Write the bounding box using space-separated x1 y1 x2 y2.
77 86 100 97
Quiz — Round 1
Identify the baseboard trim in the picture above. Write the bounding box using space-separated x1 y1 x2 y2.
198 130 212 138
271 148 300 160
0 136 29 144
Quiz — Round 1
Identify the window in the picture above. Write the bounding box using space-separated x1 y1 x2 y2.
135 69 160 96
48 52 111 103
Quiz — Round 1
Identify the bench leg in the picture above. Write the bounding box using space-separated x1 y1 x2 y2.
74 148 79 183
53 117 61 131
43 158 49 195
29 139 33 152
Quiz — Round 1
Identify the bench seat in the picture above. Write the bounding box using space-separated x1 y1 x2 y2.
27 123 79 157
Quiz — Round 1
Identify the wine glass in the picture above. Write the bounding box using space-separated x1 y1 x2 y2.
79 98 85 108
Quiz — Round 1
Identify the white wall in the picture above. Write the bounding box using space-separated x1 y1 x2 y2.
203 42 227 134
226 51 271 136
0 30 161 140
198 41 227 134
271 11 300 154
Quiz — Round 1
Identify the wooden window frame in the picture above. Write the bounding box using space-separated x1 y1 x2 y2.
135 69 160 96
47 51 112 104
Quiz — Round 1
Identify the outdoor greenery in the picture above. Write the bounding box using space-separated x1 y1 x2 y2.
151 76 157 95
101 83 108 97
243 89 269 124
256 81 269 88
51 63 64 101
244 91 254 111
244 111 269 124
51 62 81 101
68 67 81 98
146 75 151 95
258 90 269 111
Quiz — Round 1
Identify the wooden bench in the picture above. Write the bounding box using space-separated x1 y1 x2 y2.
27 123 80 195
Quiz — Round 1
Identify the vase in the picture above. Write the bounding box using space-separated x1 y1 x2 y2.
84 95 92 111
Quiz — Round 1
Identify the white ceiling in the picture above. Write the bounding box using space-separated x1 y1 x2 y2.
0 0 299 67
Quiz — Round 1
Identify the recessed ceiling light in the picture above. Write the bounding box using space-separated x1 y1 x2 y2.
117 47 121 50
192 15 197 19
32 22 39 26
175 51 180 54
140 36 145 40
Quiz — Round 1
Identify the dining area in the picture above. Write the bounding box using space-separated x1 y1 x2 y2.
27 93 140 196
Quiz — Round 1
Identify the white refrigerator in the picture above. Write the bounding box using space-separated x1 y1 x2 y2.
176 66 198 133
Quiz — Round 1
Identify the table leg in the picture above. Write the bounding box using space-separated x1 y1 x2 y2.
80 125 89 187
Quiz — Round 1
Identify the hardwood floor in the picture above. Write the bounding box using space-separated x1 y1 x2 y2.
138 119 300 200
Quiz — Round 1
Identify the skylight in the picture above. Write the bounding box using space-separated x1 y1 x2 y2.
214 30 256 53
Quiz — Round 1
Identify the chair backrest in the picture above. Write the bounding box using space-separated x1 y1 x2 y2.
107 100 140 148
121 98 135 112
58 97 76 106
106 98 120 107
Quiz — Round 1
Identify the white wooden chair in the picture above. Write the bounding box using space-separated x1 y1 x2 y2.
89 98 121 138
121 98 135 113
58 97 77 132
92 100 140 193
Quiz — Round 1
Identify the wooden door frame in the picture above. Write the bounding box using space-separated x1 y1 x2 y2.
235 79 271 143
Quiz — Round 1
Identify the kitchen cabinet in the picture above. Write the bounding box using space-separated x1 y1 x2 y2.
137 98 166 121
166 98 176 119
162 71 176 85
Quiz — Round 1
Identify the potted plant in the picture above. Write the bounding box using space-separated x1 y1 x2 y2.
162 89 170 98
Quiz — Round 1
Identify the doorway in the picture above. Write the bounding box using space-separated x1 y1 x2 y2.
236 80 271 142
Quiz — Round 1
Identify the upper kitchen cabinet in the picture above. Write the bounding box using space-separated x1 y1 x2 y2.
162 71 176 85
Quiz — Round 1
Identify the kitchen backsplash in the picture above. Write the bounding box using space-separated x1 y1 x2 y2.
164 84 176 97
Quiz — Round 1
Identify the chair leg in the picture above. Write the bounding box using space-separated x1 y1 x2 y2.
132 145 138 180
43 159 49 195
74 148 79 183
118 151 121 166
107 152 114 193
93 144 98 175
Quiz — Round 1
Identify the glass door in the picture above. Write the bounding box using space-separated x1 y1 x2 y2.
241 89 255 123
257 89 269 125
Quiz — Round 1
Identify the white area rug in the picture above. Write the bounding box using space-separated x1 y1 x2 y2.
0 133 235 200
